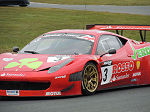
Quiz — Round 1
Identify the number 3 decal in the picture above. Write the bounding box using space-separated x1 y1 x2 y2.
103 68 108 82
101 61 113 85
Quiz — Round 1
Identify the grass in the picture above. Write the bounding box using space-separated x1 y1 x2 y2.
30 0 150 6
0 7 150 53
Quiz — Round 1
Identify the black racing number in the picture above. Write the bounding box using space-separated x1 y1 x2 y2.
103 68 108 82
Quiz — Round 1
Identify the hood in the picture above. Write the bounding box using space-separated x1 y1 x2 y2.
0 53 74 72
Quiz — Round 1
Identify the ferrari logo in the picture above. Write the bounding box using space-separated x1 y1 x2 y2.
129 42 150 60
136 61 140 70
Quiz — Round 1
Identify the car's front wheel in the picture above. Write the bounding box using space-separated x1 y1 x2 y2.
81 62 99 95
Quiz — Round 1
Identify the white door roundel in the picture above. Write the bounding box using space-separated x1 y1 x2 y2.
101 60 113 85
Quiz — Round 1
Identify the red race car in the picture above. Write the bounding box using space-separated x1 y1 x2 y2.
0 24 150 97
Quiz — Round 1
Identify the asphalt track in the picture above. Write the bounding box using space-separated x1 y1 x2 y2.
0 85 150 112
29 2 150 15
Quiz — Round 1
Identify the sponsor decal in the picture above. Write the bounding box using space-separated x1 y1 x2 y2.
77 35 95 42
47 56 70 63
116 27 150 30
4 58 43 70
103 60 112 66
129 42 150 60
1 73 6 76
46 92 61 96
55 75 66 79
101 61 134 84
6 90 19 96
101 60 113 85
1 73 24 77
43 33 95 42
108 26 112 28
131 79 137 82
113 61 134 74
3 58 13 62
99 26 112 29
136 61 140 70
112 73 130 82
44 33 78 37
133 72 141 77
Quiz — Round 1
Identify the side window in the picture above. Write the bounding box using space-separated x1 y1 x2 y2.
96 35 124 55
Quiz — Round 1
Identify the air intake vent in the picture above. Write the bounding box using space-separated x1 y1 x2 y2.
0 81 50 90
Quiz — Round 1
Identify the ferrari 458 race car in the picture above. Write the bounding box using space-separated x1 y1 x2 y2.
0 24 150 97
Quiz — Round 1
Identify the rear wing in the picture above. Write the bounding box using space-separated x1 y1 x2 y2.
86 24 150 42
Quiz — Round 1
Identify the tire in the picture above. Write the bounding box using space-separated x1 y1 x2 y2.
81 62 99 95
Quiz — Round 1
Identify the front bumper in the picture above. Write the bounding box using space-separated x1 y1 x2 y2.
0 71 81 97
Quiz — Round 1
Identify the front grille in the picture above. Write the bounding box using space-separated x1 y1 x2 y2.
0 81 51 90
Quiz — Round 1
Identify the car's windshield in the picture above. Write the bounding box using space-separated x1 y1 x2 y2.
19 33 95 55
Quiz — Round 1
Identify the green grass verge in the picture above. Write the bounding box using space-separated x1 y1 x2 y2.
0 7 150 53
30 0 150 6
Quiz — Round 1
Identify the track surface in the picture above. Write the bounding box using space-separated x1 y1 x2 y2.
0 86 150 112
29 2 150 15
1 2 150 15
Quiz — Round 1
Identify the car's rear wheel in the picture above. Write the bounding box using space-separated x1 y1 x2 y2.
81 62 99 95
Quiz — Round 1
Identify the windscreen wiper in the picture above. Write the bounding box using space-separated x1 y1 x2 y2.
24 51 39 54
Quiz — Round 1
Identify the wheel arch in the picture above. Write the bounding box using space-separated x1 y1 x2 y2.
84 60 101 84
81 60 100 95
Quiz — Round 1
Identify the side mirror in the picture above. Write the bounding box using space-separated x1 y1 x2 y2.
100 49 116 57
13 47 19 52
108 49 116 54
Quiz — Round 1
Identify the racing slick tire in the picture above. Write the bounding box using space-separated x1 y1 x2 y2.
81 62 99 95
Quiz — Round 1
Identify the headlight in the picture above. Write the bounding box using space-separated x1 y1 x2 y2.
48 58 74 73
